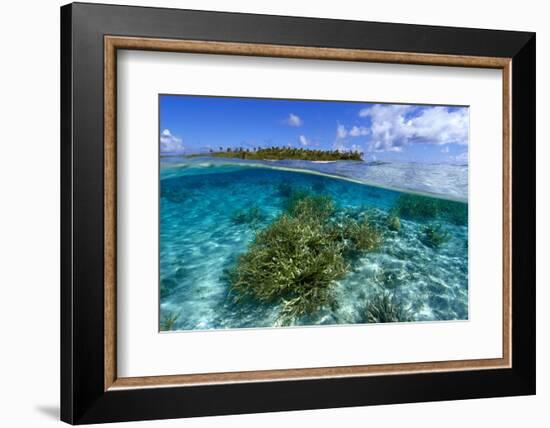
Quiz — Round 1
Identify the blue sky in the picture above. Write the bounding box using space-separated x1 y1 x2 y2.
159 95 469 164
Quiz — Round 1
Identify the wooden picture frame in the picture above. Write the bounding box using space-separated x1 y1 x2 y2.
61 2 535 424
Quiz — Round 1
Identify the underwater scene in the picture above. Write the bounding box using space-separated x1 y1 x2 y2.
159 95 469 331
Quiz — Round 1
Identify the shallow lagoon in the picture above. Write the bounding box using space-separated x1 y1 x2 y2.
160 157 468 331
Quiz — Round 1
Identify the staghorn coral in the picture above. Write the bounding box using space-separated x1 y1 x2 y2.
286 192 334 221
394 193 467 225
231 205 265 226
228 213 347 321
386 213 401 232
394 193 439 220
340 217 382 253
361 292 413 323
228 192 383 324
421 223 450 249
160 311 180 331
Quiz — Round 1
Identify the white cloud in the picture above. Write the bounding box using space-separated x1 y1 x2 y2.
359 104 468 152
336 124 348 139
335 124 369 150
299 135 309 146
349 126 369 137
333 123 367 153
285 113 302 127
441 146 450 153
160 129 185 153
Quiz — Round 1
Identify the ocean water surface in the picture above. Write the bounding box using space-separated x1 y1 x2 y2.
160 157 468 331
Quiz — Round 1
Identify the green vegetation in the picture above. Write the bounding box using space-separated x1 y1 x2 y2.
194 147 363 161
421 224 450 248
231 205 265 226
361 292 413 323
160 278 176 299
439 200 468 226
227 192 382 324
161 311 180 331
393 193 467 225
228 214 347 323
394 194 439 220
339 217 382 253
386 213 401 232
286 193 334 221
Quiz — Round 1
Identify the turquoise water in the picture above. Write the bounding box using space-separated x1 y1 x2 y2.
160 158 468 331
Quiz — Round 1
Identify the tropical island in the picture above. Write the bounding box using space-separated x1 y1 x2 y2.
189 147 363 161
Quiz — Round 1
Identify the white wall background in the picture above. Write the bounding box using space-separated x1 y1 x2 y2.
0 0 546 427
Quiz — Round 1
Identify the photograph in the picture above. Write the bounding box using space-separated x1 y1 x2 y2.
54 2 536 424
159 95 469 331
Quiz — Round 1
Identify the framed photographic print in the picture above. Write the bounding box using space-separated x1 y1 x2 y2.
60 2 536 424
